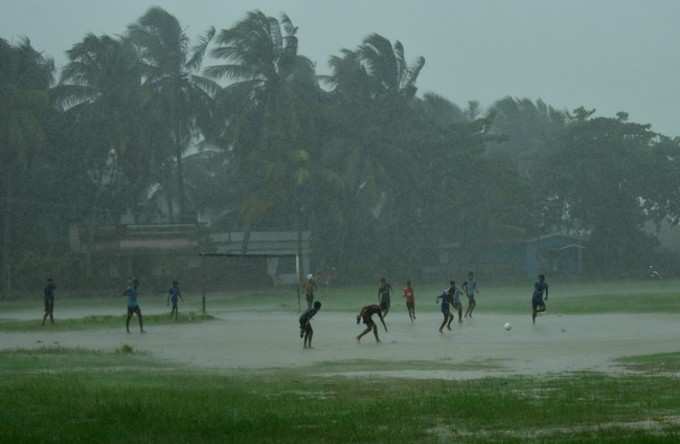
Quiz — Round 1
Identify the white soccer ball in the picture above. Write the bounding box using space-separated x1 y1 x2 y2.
504 322 512 331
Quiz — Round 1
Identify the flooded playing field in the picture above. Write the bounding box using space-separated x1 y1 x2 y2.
2 308 679 379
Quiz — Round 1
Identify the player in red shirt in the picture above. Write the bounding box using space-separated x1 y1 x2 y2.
403 280 416 322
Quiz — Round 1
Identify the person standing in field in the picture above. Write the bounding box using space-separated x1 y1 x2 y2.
167 280 183 320
448 280 463 325
531 274 549 324
124 278 144 333
356 304 388 343
436 289 451 334
41 278 56 326
299 300 322 349
403 280 416 322
378 277 392 317
304 274 318 309
463 272 479 319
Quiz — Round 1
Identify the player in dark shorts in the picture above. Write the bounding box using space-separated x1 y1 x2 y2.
41 278 56 326
377 277 392 317
403 280 416 322
436 289 451 334
463 272 479 319
531 274 549 324
299 300 322 349
124 278 144 333
167 280 183 320
356 304 388 343
448 281 463 326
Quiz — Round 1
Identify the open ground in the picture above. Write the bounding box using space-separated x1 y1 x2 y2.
2 279 680 442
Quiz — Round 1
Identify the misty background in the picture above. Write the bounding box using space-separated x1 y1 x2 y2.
2 0 680 297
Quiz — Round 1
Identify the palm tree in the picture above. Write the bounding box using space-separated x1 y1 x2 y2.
54 33 149 278
321 35 425 273
0 37 54 297
205 11 319 255
127 6 219 222
487 97 568 175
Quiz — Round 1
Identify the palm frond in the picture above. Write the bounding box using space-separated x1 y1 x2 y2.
186 26 215 71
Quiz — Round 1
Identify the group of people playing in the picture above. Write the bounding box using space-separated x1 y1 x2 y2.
40 276 185 333
298 272 551 348
39 270 549 345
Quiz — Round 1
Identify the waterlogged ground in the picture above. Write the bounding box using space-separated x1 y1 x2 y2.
2 308 680 378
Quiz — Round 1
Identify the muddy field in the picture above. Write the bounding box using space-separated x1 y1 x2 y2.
2 305 679 378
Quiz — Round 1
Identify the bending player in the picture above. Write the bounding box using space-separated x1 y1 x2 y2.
124 278 145 333
436 289 451 334
403 280 416 322
463 272 479 319
531 274 549 324
356 304 388 343
41 278 56 326
299 301 322 349
377 277 392 317
167 280 183 320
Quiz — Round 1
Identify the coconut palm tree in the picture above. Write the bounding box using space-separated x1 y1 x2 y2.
205 11 320 254
127 6 219 222
0 37 54 297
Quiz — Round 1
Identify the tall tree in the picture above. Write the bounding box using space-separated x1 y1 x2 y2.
205 11 319 255
0 37 54 297
541 109 680 274
127 7 218 222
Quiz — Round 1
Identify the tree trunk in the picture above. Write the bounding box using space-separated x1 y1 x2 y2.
2 167 12 299
175 144 185 222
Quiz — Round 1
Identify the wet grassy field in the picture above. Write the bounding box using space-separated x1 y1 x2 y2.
2 347 680 443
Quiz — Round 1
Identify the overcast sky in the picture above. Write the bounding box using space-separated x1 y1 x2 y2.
2 0 678 135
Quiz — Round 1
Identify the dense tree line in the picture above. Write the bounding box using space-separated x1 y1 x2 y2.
2 7 680 293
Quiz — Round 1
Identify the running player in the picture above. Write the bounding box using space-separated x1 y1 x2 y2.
41 278 56 326
463 272 479 319
124 278 144 333
303 274 318 309
448 280 463 325
378 277 392 317
356 304 388 343
531 274 549 324
299 300 322 349
167 280 183 320
403 280 416 322
436 289 451 334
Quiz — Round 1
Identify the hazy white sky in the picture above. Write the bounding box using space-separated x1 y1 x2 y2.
2 0 678 135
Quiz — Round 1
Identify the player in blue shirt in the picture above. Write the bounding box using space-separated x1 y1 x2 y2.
167 280 183 320
531 274 549 324
124 278 144 333
41 278 56 326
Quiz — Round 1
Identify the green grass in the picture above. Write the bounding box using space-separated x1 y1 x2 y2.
0 312 215 332
1 348 680 443
2 279 680 319
618 352 680 373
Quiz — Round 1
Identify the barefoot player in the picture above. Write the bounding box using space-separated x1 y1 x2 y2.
41 278 56 326
167 280 183 320
378 277 392 317
299 300 322 349
403 280 416 322
448 280 463 326
436 289 451 334
356 304 388 343
124 278 144 333
463 272 479 319
531 274 549 324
